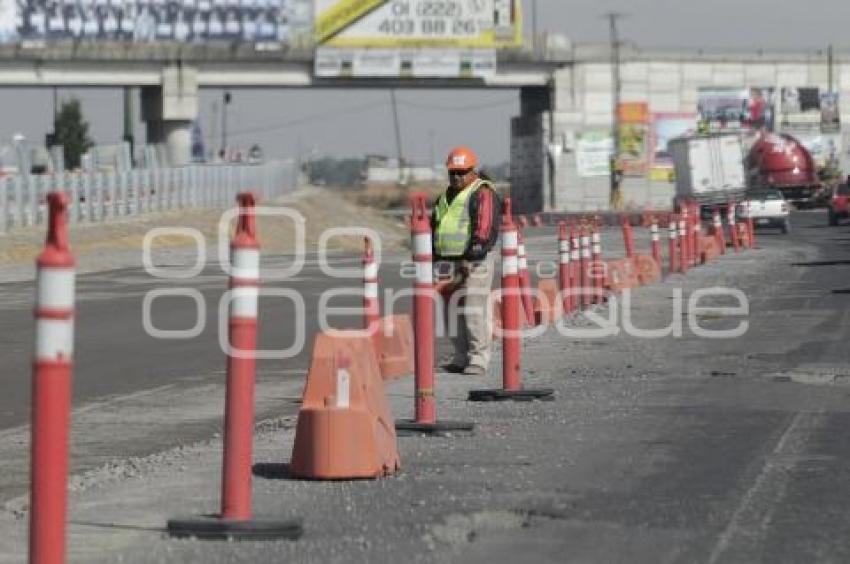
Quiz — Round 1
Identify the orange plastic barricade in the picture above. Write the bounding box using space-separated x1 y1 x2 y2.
633 254 661 286
533 278 562 325
605 258 639 292
700 236 720 263
290 331 400 480
375 315 414 380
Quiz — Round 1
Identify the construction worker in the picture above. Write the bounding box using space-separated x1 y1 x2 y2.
432 146 500 375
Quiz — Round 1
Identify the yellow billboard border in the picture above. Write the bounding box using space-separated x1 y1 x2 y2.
318 0 524 49
315 0 389 45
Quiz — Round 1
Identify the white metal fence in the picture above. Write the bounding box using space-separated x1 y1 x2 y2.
0 160 296 234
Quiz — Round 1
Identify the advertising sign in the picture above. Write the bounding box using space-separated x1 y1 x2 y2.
649 112 696 181
780 87 821 128
315 0 522 48
617 102 649 177
315 46 495 77
4 0 312 43
821 92 840 133
576 130 613 178
697 87 775 131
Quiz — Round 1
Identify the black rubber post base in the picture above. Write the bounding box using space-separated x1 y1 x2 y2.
468 388 556 402
395 419 474 436
166 516 303 541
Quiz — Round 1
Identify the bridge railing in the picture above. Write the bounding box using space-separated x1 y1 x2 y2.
0 160 296 234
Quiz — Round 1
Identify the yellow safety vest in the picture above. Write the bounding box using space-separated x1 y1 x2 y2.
434 179 491 258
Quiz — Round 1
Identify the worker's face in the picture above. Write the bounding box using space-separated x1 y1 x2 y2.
448 168 474 189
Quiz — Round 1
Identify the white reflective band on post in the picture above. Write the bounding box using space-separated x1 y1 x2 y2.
650 224 658 234
670 229 677 239
559 241 570 252
415 261 433 284
581 236 590 246
502 255 519 275
651 233 659 242
364 263 379 279
571 238 579 249
231 248 260 280
36 319 73 359
336 368 350 409
571 249 579 260
364 282 379 299
37 268 75 310
231 286 259 318
592 232 601 244
582 248 590 259
413 233 432 255
518 244 526 256
560 254 571 264
518 257 528 269
502 231 518 250
593 244 601 254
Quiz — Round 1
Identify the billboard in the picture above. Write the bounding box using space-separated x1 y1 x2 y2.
314 0 522 48
575 130 613 178
617 102 649 177
697 87 776 131
649 112 696 181
0 0 312 43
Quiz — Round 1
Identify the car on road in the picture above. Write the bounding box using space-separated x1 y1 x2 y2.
737 189 791 234
828 183 850 226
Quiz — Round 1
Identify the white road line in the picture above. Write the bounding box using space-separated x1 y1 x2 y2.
707 411 819 563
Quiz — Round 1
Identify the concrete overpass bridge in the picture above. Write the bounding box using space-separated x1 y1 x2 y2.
2 41 849 211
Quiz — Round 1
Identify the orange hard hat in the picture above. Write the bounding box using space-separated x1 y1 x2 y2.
445 146 478 171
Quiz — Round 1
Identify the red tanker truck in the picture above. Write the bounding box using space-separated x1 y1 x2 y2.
746 132 823 208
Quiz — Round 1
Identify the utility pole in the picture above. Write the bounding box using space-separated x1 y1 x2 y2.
221 90 232 159
605 12 625 210
531 0 538 54
828 44 834 93
389 89 404 183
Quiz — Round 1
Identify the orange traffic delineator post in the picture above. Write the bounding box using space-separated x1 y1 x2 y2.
678 211 689 273
396 193 473 435
517 231 536 326
745 201 757 248
30 193 74 564
557 221 573 315
727 201 741 252
650 217 662 267
621 215 635 259
691 206 702 267
375 314 414 380
290 332 401 479
591 226 604 304
569 224 580 312
712 207 726 255
469 198 554 402
363 237 380 338
167 193 302 541
667 216 679 275
580 224 591 308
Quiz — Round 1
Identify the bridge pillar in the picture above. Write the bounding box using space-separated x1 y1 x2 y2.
141 66 198 166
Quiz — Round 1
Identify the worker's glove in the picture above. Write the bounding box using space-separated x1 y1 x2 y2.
466 241 487 261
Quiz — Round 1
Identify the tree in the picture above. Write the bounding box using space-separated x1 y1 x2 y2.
54 98 94 169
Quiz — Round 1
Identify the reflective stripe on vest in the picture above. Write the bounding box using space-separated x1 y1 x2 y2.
434 179 491 258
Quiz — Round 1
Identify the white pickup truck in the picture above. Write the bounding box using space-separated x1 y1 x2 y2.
737 189 791 234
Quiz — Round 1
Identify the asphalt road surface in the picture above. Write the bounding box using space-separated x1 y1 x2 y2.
2 208 850 564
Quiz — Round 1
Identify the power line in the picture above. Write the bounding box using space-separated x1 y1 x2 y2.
223 99 389 138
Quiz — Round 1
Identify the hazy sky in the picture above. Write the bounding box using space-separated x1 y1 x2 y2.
1 0 849 165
